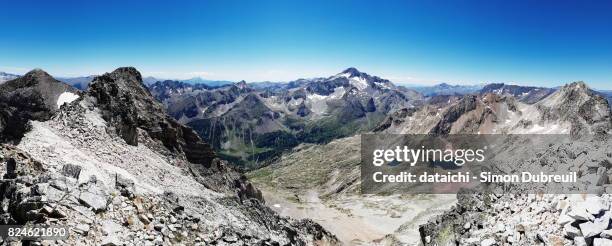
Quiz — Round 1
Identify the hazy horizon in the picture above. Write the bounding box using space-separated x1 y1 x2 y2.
2 66 612 90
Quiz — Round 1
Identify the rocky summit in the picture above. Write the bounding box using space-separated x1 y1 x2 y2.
0 69 78 143
88 67 216 166
0 68 337 245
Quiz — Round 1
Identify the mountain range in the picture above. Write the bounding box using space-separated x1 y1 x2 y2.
0 72 20 84
2 73 234 91
406 82 483 96
1 67 612 245
248 77 611 244
149 67 423 168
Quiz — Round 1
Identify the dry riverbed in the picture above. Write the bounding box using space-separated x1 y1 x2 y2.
259 186 456 245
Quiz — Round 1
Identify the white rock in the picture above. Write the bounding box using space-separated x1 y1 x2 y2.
536 231 549 244
556 199 569 211
601 229 612 239
568 206 595 221
463 238 480 244
594 238 612 246
583 197 609 215
496 223 505 232
557 214 574 226
579 220 607 238
574 237 587 246
564 223 582 239
74 223 90 235
481 238 496 246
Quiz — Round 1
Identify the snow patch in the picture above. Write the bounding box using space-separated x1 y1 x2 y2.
350 77 368 90
306 87 347 116
375 81 392 90
57 92 79 108
330 87 346 99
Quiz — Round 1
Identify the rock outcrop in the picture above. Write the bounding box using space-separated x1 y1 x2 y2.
430 95 478 134
88 67 216 166
537 81 611 135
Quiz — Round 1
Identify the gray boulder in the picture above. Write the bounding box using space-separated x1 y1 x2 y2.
78 176 108 212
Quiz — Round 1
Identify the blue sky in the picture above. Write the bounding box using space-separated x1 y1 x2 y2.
1 0 612 88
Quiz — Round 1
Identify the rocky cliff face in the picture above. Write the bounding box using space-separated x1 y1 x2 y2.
88 67 216 166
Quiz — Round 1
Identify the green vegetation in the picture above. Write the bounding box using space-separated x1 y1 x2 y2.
247 168 274 184
189 107 387 169
435 224 456 245
254 131 299 150
298 112 385 144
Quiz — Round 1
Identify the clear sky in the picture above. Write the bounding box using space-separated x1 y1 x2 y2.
1 0 611 88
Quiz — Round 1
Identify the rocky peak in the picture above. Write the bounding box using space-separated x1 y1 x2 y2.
0 69 77 143
87 67 216 165
551 81 599 106
234 80 248 90
437 83 451 88
108 67 143 84
430 95 479 134
2 69 56 90
96 67 149 97
341 67 363 77
24 68 52 78
537 81 611 135
332 67 396 91
558 81 590 96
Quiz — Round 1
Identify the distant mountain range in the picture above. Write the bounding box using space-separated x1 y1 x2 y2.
406 83 483 96
58 76 234 90
0 72 20 84
149 67 423 167
598 89 612 105
479 83 557 104
1 71 234 90
146 68 612 168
